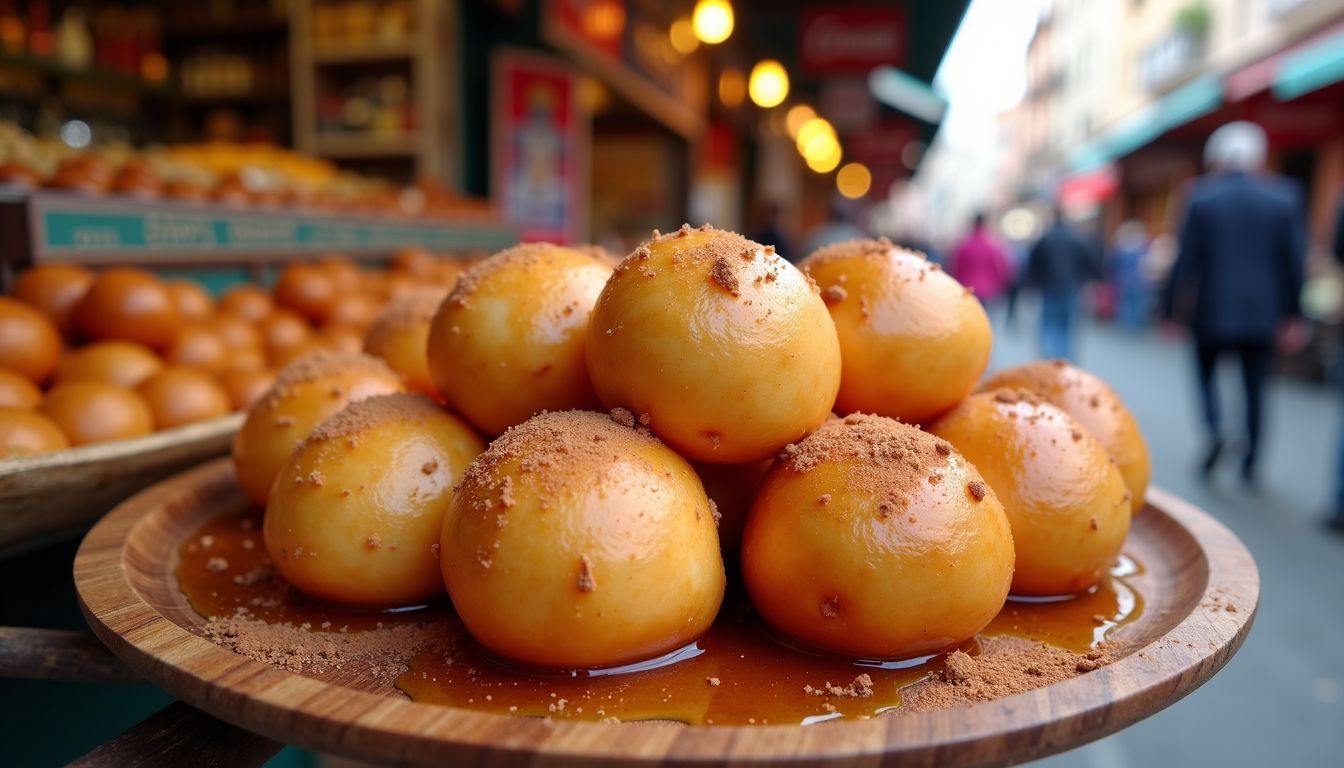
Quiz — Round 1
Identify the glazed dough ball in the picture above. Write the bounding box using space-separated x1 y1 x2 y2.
137 367 232 428
74 268 179 350
981 360 1150 513
54 340 163 389
801 239 991 425
442 410 725 668
232 352 405 505
217 284 274 322
0 296 62 384
929 390 1130 596
219 368 276 411
259 309 314 365
273 263 337 324
587 225 841 463
209 314 263 354
13 264 94 335
364 288 446 397
0 407 69 457
265 394 485 607
164 324 230 375
163 279 214 322
40 381 154 445
426 244 609 435
0 368 41 408
692 459 772 561
742 414 1014 659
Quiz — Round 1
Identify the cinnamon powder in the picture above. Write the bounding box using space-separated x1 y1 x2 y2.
898 636 1113 713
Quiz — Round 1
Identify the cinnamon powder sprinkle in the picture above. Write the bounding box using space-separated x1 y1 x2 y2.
823 285 847 303
304 393 441 446
967 480 987 502
203 616 437 678
577 556 596 593
710 256 741 297
899 637 1113 713
205 557 229 573
803 673 874 699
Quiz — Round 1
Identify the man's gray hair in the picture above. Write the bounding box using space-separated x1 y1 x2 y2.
1204 121 1267 172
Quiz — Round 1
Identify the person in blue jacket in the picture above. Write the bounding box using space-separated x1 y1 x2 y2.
1163 121 1306 486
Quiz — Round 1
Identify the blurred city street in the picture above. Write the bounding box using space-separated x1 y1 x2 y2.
982 307 1344 767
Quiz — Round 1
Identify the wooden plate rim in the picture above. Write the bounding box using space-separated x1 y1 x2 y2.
75 459 1258 766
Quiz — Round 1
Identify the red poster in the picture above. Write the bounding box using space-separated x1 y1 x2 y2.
492 49 587 244
800 8 907 75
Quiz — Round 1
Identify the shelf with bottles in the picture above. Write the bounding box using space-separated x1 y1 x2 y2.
0 1 169 95
310 0 412 50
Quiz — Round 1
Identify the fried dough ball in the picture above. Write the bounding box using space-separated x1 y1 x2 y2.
0 408 69 457
232 352 405 505
427 244 608 435
981 360 1151 513
74 268 179 350
326 294 379 331
217 284 274 322
317 255 363 293
587 225 841 463
0 297 62 383
265 394 484 607
928 390 1130 596
13 264 94 335
259 309 313 365
692 459 772 560
163 279 214 322
164 324 230 375
742 414 1014 659
40 381 154 445
53 340 162 389
209 314 263 353
391 246 437 279
137 367 232 428
364 288 446 397
317 324 365 355
220 368 276 411
442 410 725 668
273 263 337 324
0 368 41 408
801 238 991 424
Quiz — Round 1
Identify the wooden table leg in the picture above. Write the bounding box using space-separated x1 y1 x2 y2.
69 701 284 768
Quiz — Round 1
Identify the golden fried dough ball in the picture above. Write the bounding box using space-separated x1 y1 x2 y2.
0 407 69 457
13 264 94 336
232 352 405 505
0 368 41 408
273 263 337 324
426 244 608 435
209 314 263 353
981 360 1150 513
587 225 841 463
317 255 363 293
742 414 1014 659
801 238 991 425
259 309 314 366
928 390 1130 596
265 394 484 607
137 367 232 428
40 381 154 445
219 368 276 411
692 459 772 560
164 323 230 375
364 288 446 398
317 324 365 355
74 268 179 350
0 297 62 384
53 340 162 389
442 410 725 668
391 246 437 279
163 279 214 322
217 284 274 322
326 294 379 331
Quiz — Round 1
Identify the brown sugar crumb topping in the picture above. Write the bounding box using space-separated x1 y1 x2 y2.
820 596 841 618
447 242 571 308
1089 517 1099 531
706 677 721 687
577 556 596 593
968 480 987 502
304 393 440 446
822 285 847 303
803 673 874 699
708 499 721 525
899 637 1114 713
366 534 381 549
709 256 741 297
203 616 436 678
205 557 229 573
934 441 952 457
779 413 949 509
421 460 439 475
817 494 831 506
1071 429 1084 442
609 407 636 428
231 562 274 586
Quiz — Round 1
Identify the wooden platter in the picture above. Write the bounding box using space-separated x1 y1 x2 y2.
75 458 1258 767
0 414 242 554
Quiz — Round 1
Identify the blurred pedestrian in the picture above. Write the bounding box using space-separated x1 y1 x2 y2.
1026 205 1096 359
950 212 1013 308
1330 194 1344 533
1163 121 1306 486
1110 220 1151 330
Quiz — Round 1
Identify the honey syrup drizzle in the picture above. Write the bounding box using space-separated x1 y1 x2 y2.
178 509 1144 726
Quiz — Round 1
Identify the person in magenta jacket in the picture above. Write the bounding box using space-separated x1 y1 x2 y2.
950 212 1013 304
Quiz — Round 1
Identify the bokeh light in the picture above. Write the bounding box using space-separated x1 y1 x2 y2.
836 162 872 198
748 60 789 108
692 0 734 45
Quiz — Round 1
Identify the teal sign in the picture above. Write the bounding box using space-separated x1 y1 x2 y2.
40 208 515 253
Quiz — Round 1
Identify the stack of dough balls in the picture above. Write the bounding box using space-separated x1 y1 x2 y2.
242 227 1148 674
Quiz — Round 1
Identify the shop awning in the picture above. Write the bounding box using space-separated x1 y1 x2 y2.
1067 74 1223 173
1272 29 1344 101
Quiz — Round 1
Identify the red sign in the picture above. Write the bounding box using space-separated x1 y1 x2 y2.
492 49 587 244
846 120 918 197
801 8 906 75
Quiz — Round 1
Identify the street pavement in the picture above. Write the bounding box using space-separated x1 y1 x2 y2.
983 309 1344 767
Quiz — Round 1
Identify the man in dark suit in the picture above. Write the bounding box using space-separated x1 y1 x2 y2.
1027 206 1098 360
1164 121 1306 485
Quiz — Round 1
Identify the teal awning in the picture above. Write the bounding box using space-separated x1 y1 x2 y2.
1068 74 1224 173
1273 30 1344 101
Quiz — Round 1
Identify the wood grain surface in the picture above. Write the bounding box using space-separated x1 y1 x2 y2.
74 458 1258 767
0 413 241 554
0 626 139 683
